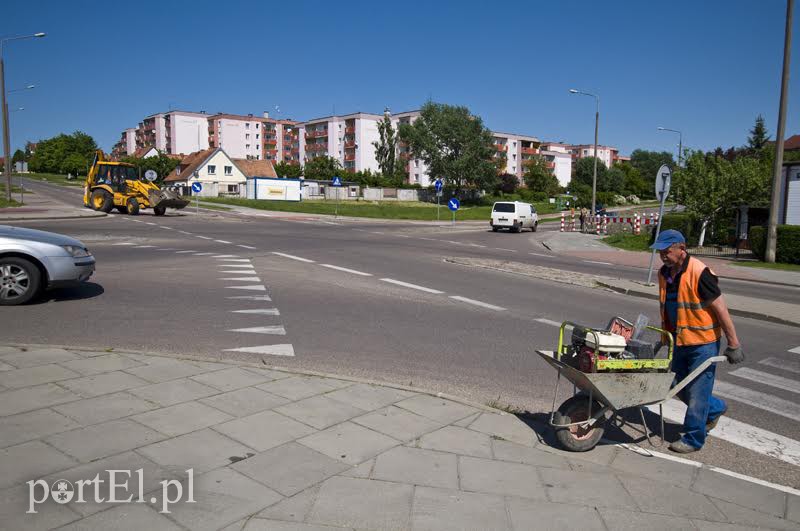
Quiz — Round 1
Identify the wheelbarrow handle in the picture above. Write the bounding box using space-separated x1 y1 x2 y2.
664 355 727 401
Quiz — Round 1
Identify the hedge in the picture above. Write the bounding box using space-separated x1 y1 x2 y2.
749 225 800 264
651 213 697 246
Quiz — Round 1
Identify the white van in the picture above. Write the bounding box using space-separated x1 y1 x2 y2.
490 201 538 232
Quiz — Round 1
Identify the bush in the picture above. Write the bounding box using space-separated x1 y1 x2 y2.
626 194 640 204
750 225 800 264
596 191 619 207
652 213 697 246
613 194 627 205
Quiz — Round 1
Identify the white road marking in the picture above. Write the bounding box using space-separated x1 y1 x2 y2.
160 226 173 230
219 269 255 274
230 308 280 315
445 240 466 245
449 296 506 311
135 245 156 248
217 264 253 268
237 245 257 250
224 344 295 357
195 235 212 240
214 239 232 244
714 380 800 422
176 250 197 253
193 252 215 256
468 243 487 248
370 231 385 235
395 234 410 238
219 276 261 282
320 264 372 276
494 248 518 253
227 295 272 301
729 367 800 395
418 237 438 241
583 260 613 265
535 318 562 327
218 259 251 263
212 255 239 258
226 285 267 291
759 357 800 375
146 222 157 226
178 231 192 235
228 326 286 335
157 248 179 251
529 252 555 258
353 229 369 232
790 346 800 355
320 221 339 225
380 278 444 294
272 252 315 263
112 242 136 246
649 399 800 468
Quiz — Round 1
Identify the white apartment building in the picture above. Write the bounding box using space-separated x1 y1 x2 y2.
111 128 137 159
492 132 541 179
538 142 573 187
300 112 383 174
569 144 624 168
135 110 210 156
392 110 432 186
208 112 299 162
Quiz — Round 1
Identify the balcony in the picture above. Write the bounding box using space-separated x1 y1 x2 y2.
307 144 327 152
344 153 356 162
495 144 507 152
521 147 537 155
547 162 555 169
305 130 328 139
344 141 356 149
344 126 356 134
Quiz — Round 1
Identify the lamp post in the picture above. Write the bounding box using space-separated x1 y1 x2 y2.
657 127 682 167
2 32 45 201
569 89 599 227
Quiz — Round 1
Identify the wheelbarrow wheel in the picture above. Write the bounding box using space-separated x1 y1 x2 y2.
553 394 606 452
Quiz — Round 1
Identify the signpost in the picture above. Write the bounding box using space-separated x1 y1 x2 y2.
645 164 672 285
332 175 342 218
191 181 202 215
434 179 443 221
144 170 157 182
447 197 460 226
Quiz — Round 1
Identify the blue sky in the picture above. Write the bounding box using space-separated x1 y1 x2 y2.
3 0 799 157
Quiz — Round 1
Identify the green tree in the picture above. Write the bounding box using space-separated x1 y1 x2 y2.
629 149 675 198
522 156 560 196
303 155 343 181
398 102 498 190
497 173 519 194
605 166 625 194
747 114 770 150
60 153 87 176
274 161 303 179
11 149 25 166
373 111 399 179
572 157 609 190
28 131 98 175
615 161 646 196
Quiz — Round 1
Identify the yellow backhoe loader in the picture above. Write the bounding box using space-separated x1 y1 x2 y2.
83 150 189 215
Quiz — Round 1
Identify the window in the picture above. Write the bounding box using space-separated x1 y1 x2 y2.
255 123 260 129
208 165 216 175
246 134 250 140
583 149 588 155
255 134 259 140
224 166 232 176
227 184 239 193
414 173 419 183
414 160 419 168
246 144 250 149
245 123 250 129
256 155 260 160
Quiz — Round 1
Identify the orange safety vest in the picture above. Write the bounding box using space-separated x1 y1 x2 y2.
658 256 722 346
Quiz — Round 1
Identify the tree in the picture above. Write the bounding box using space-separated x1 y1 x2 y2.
522 156 560 196
615 161 646 196
629 149 676 198
572 157 609 191
11 150 25 165
303 155 343 181
398 102 498 191
747 115 770 150
60 153 87 176
373 112 399 178
497 173 519 194
274 161 303 179
28 131 98 175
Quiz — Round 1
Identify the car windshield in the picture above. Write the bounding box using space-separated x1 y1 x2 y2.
493 203 515 213
95 164 140 183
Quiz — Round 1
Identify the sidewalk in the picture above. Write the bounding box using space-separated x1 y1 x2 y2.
0 189 105 222
1 344 797 530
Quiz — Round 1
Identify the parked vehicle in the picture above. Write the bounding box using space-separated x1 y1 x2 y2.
0 225 95 305
490 201 538 233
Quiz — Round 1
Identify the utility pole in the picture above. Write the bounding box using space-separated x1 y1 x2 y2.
766 0 794 263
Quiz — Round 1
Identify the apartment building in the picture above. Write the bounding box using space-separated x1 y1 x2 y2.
280 123 301 165
392 110 432 186
208 112 299 162
300 112 383 174
134 111 210 156
111 128 137 159
569 144 626 168
538 142 573 187
492 132 541 179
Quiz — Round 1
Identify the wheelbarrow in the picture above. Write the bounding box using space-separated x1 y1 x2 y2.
537 321 726 452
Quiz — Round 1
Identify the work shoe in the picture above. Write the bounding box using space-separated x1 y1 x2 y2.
669 440 701 454
706 407 728 433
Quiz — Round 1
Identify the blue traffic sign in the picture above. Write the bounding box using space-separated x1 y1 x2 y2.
434 179 443 192
191 182 203 193
332 176 342 187
447 198 460 211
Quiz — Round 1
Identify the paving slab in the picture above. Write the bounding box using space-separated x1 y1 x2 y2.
152 467 282 531
0 483 80 531
56 502 184 531
128 378 219 407
411 486 510 531
52 391 158 426
244 519 347 531
788 493 800 523
213 410 316 452
707 497 800 531
0 383 80 416
458 455 547 500
256 376 352 401
60 353 143 376
257 485 320 522
467 412 538 447
453 411 481 428
692 467 788 517
339 459 374 479
321 383 415 411
352 405 443 442
240 366 292 380
200 386 290 417
418 425 493 458
491 439 571 469
0 347 80 368
372 446 458 489
124 359 209 383
507 497 606 531
609 447 698 487
618 474 726 520
190 367 273 392
598 507 696 530
131 401 233 437
46 418 165 463
0 440 77 490
306 476 413 531
0 363 81 389
57 371 151 398
394 394 479 424
275 394 367 430
299 421 399 466
137 428 255 475
0 360 15 371
538 467 636 509
232 442 348 496
0 408 80 448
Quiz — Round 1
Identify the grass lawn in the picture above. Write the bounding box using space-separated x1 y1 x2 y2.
0 197 21 208
20 172 84 187
602 232 651 252
203 196 557 221
0 184 27 207
732 260 800 272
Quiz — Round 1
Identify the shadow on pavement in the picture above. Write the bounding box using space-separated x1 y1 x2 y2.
34 282 104 304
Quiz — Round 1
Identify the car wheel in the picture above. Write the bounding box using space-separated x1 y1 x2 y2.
153 205 166 216
0 257 42 306
91 190 113 213
532 222 538 232
126 197 140 215
492 226 499 232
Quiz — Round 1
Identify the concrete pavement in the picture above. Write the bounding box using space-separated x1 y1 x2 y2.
1 344 798 531
0 183 105 222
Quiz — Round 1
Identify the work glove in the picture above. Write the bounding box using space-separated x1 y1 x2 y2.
724 345 745 364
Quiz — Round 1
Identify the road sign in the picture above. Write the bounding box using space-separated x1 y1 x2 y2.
191 182 203 193
655 164 671 199
332 176 342 187
144 170 158 182
434 179 443 192
448 198 460 211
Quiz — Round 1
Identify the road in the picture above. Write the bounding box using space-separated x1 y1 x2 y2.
4 178 800 487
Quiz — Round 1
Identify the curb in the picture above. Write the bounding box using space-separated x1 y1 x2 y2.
0 212 107 222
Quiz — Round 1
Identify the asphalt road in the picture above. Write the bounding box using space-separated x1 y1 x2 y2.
4 179 800 487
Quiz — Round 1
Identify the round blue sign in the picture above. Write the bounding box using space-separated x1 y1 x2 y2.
191 182 203 193
434 179 443 192
447 198 460 211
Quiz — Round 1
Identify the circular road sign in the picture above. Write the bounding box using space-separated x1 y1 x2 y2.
447 197 460 211
655 164 671 199
144 170 158 182
191 182 203 193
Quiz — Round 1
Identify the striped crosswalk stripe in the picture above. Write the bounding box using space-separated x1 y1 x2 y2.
729 367 800 395
759 356 800 375
714 380 800 423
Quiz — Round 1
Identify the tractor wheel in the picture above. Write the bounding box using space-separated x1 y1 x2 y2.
91 190 113 213
553 395 606 452
126 198 140 215
0 256 42 306
153 205 166 216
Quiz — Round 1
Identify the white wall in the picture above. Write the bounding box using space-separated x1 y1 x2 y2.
155 115 167 151
125 129 136 154
553 153 572 188
357 117 380 173
188 150 247 197
172 115 209 155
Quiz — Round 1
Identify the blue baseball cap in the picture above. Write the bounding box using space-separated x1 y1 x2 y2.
650 229 686 250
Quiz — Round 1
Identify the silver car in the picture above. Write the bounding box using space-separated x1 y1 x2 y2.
0 225 96 305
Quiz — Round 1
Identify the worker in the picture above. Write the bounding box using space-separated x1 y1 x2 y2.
651 229 744 453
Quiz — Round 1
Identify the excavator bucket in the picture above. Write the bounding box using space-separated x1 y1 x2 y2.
149 188 190 210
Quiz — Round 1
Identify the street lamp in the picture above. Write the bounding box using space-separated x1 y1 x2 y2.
657 126 683 167
1 32 46 201
569 88 600 226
